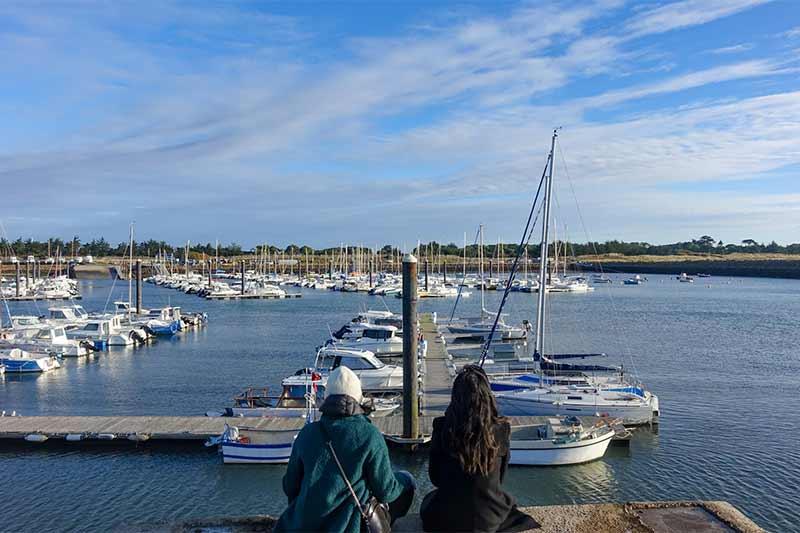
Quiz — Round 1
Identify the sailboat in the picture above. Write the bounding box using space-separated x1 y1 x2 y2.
493 130 659 426
447 225 526 340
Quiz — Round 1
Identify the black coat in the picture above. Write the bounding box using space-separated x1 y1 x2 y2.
421 416 516 532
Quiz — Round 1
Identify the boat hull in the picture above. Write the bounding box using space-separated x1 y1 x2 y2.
221 440 294 464
496 394 654 426
510 430 614 466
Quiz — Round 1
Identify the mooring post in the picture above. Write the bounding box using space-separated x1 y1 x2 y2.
328 260 333 280
207 260 212 287
240 260 245 295
424 260 429 291
15 261 21 297
443 261 447 283
402 254 420 441
489 259 493 279
135 259 143 314
25 261 30 291
369 257 373 287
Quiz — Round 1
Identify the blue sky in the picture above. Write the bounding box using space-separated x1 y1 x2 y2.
1 0 799 248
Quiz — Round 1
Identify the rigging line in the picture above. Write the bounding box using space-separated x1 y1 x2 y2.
556 141 641 382
479 155 550 368
448 227 481 324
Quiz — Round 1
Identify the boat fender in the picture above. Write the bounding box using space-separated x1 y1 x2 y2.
25 434 48 443
239 436 250 444
65 433 84 441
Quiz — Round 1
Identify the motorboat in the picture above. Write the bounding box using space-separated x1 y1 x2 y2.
509 416 627 466
285 348 403 394
65 317 136 347
213 424 298 464
216 384 400 419
623 275 644 285
677 273 694 283
0 348 61 373
2 326 92 357
328 325 403 357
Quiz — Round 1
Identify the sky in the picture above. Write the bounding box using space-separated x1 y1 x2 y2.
1 0 799 248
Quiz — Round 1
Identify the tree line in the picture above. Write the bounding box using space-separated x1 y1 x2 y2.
1 235 798 259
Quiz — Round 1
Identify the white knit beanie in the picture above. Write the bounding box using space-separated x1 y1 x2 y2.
326 366 363 403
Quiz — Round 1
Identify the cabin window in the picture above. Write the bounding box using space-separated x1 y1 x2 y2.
343 358 374 370
54 328 65 337
364 329 391 340
85 324 100 331
567 396 583 400
52 311 66 319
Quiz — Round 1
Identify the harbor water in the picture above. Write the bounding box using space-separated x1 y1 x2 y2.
1 276 798 532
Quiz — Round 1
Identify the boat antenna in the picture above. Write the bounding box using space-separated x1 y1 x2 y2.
478 136 551 367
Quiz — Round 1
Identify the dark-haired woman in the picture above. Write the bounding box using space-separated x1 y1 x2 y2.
420 365 539 532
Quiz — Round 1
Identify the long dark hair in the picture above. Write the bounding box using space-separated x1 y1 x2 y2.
444 364 506 476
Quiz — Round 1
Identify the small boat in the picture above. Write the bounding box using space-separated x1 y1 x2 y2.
591 275 613 284
221 383 400 419
216 425 298 464
677 273 694 283
0 348 61 373
327 325 404 357
623 275 644 285
697 273 711 278
509 417 626 466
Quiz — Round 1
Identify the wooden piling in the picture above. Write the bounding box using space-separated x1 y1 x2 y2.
402 254 420 441
25 261 30 291
240 260 245 295
424 260 429 291
15 262 20 297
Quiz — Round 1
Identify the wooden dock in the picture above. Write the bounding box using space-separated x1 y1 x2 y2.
204 293 302 300
419 314 454 415
0 415 614 444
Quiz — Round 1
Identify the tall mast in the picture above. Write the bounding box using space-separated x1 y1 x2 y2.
479 224 486 315
128 223 133 317
535 130 557 357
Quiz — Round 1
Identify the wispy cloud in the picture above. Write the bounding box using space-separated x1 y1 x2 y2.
0 0 795 245
624 0 772 38
708 43 754 54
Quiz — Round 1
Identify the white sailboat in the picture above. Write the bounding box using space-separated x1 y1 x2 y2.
494 130 659 427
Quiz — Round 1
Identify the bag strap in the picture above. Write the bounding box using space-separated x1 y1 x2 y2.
319 422 367 519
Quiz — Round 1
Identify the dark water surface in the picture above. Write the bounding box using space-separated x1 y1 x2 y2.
1 276 798 532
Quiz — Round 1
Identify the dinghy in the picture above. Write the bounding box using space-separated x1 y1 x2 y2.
509 417 626 466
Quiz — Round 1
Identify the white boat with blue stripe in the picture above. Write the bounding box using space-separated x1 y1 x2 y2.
0 348 61 373
217 425 298 464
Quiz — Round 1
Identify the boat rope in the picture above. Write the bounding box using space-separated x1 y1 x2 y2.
479 154 550 368
556 141 641 382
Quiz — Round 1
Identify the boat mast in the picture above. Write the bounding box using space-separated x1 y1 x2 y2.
128 223 133 318
535 130 557 358
479 224 486 316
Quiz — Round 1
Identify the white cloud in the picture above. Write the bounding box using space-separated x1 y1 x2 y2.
708 43 754 54
623 0 773 38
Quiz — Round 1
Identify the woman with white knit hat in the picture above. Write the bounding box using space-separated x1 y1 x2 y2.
276 366 415 532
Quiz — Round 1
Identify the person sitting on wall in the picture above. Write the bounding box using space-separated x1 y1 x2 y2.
275 366 415 532
421 365 539 532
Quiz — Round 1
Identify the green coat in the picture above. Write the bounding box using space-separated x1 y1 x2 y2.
275 413 404 533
